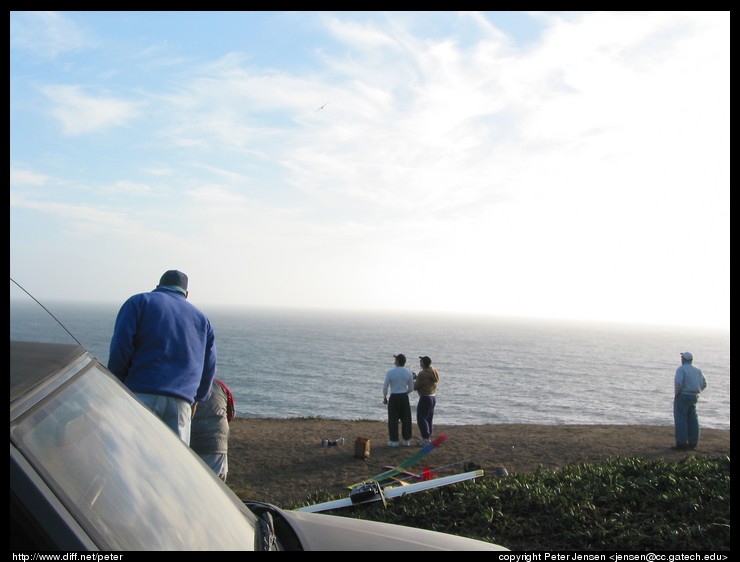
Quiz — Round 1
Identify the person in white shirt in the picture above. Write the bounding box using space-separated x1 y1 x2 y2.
383 354 414 447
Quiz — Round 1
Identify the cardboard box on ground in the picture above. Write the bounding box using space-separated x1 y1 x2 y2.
354 437 371 460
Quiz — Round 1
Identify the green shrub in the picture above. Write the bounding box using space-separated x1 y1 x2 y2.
294 455 730 551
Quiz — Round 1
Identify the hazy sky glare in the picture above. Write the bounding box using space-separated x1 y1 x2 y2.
10 11 729 329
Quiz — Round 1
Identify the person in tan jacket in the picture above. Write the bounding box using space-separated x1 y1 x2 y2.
414 355 440 447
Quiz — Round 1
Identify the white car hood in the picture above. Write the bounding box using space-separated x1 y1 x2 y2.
280 509 508 551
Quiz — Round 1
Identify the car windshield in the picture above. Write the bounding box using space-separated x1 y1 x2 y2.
11 362 257 550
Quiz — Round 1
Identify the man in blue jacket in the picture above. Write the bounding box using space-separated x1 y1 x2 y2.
108 270 217 444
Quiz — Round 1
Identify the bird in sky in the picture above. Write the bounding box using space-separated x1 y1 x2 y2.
314 102 330 112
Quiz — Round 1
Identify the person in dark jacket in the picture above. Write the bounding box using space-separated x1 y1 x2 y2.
108 269 217 444
191 378 234 481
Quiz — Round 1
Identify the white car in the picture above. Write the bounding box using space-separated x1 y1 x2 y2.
10 340 508 551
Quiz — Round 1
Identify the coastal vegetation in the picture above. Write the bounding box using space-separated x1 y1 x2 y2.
293 455 730 551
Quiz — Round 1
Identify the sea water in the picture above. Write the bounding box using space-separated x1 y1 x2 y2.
10 299 730 430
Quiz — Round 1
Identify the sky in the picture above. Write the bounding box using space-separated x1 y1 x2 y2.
10 11 730 330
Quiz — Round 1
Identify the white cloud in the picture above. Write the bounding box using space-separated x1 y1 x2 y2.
10 167 49 186
42 85 140 135
10 11 90 59
107 181 153 196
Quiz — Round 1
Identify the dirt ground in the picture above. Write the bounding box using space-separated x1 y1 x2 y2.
224 418 730 509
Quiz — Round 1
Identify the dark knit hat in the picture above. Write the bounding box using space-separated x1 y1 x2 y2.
158 270 188 291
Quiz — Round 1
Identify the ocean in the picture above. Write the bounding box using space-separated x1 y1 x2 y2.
10 299 730 430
